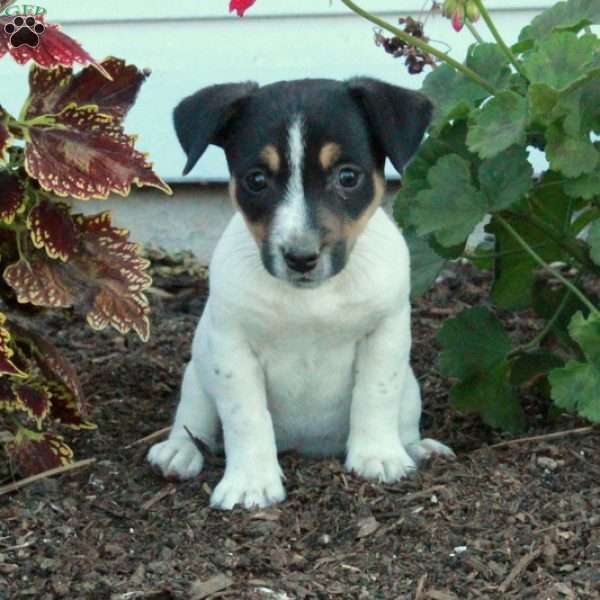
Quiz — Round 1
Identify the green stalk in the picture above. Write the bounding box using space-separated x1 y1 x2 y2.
339 0 496 95
509 287 572 357
496 215 599 316
465 20 484 44
471 0 528 80
510 210 600 275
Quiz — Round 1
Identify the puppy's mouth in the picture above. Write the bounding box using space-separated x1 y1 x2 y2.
260 242 348 288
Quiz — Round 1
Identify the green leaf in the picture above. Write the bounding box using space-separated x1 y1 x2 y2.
422 44 510 132
528 83 561 127
549 312 600 422
510 350 564 386
411 154 487 247
437 306 512 380
478 146 533 211
589 221 600 265
563 171 600 200
532 280 592 351
450 364 526 433
487 174 569 309
466 91 528 158
403 228 446 298
545 124 600 178
522 32 600 92
519 0 600 43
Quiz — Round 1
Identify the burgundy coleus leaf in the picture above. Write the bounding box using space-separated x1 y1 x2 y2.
4 249 77 307
0 170 25 223
23 104 171 199
27 200 77 261
0 311 26 377
0 15 109 76
8 427 73 475
10 323 93 428
229 0 256 16
25 58 149 122
0 105 12 161
5 211 152 341
75 211 151 340
0 377 17 412
13 382 51 429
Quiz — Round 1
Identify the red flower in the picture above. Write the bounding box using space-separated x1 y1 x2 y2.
229 0 256 17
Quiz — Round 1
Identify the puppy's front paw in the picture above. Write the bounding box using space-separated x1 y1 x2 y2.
405 438 455 463
345 445 416 483
210 468 286 510
147 437 204 480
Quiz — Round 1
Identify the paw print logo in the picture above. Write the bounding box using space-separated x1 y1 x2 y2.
4 15 45 49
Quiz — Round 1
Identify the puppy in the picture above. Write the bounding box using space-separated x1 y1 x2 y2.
148 78 453 510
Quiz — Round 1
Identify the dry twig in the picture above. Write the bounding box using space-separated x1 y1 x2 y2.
0 458 96 497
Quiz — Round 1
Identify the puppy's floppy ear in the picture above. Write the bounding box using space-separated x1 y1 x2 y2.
346 77 433 173
174 81 259 175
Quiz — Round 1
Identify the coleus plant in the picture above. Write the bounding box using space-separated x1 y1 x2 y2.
338 0 600 432
0 6 171 475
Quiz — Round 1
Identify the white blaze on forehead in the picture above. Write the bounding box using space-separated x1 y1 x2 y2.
270 116 312 250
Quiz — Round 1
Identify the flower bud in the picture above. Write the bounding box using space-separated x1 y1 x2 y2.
465 1 481 23
451 5 465 31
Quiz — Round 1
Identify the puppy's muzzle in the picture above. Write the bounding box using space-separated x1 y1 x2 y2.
282 249 319 274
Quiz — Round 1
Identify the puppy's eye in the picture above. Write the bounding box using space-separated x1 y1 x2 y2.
337 167 361 189
244 170 268 193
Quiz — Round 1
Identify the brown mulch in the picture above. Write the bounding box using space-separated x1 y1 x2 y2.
1 261 599 600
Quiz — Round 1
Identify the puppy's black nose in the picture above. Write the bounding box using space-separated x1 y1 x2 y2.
283 250 319 273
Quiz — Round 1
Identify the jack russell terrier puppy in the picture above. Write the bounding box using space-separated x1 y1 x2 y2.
148 78 454 510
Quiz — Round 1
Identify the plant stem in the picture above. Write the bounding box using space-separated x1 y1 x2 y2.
496 215 599 316
465 20 484 44
471 0 528 80
511 210 600 275
509 287 572 357
339 0 496 94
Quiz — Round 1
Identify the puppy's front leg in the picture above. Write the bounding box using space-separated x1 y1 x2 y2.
208 331 285 510
346 303 417 483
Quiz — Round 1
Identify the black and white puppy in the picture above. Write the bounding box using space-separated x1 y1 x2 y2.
148 78 453 510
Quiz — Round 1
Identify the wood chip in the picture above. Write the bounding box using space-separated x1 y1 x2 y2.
498 547 542 593
141 484 176 511
356 515 380 539
427 590 459 600
190 574 233 600
414 574 427 600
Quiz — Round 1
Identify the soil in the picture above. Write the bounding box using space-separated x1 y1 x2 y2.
1 260 599 600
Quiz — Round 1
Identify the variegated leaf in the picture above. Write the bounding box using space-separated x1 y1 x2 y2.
8 427 73 475
4 213 152 341
13 382 51 429
0 377 17 411
0 170 25 223
27 200 77 261
0 16 109 76
24 104 171 199
25 58 149 122
0 311 26 377
10 323 93 428
0 105 12 162
4 249 77 307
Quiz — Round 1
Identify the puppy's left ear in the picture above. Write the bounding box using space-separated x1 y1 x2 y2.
346 77 432 173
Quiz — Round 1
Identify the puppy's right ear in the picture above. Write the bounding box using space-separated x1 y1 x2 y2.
174 82 259 175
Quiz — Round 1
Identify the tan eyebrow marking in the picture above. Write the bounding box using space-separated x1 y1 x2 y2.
260 144 281 173
319 142 342 170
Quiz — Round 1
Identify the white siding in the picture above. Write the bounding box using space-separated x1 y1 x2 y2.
2 1 554 182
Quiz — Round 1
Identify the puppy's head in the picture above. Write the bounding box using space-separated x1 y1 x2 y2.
174 78 431 287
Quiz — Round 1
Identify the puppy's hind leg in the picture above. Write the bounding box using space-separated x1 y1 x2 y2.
147 360 219 480
399 368 454 464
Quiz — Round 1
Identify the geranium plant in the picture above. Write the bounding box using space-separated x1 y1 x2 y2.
340 0 600 432
0 2 171 475
233 0 600 432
